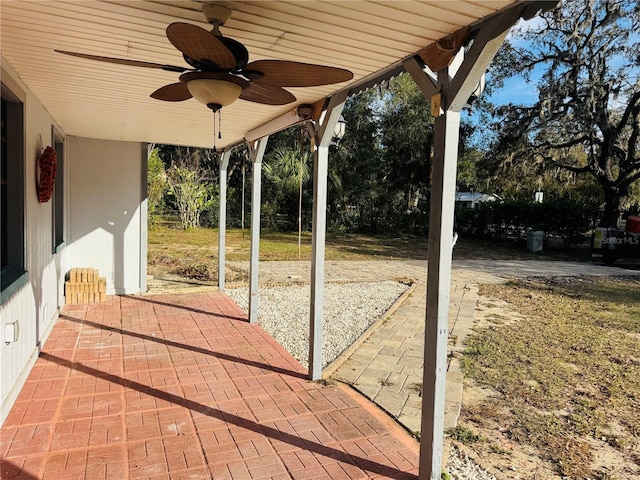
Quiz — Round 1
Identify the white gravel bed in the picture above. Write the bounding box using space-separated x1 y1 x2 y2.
446 445 497 480
227 281 408 368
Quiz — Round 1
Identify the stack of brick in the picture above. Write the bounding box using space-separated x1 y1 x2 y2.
65 268 107 304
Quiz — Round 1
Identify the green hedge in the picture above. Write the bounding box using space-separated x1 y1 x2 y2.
456 199 592 247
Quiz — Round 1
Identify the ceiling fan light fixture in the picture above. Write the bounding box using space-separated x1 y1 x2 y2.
180 72 248 110
187 78 242 108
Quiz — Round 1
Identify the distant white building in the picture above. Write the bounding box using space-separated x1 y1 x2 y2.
455 192 500 209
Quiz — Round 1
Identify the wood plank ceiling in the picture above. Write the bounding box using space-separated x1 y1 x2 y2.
1 1 515 148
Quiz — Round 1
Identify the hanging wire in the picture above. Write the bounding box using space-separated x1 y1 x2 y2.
212 111 217 151
212 110 223 151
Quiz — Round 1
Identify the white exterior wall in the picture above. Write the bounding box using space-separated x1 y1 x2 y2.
66 137 145 295
1 58 70 424
1 57 147 424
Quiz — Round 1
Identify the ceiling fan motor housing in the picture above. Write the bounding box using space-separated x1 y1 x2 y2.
203 4 232 26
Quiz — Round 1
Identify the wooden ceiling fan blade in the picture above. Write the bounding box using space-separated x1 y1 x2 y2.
246 60 353 87
166 23 237 70
239 83 296 105
151 83 192 102
220 37 249 71
54 50 188 72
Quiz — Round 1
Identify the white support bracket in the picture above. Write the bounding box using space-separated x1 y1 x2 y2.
403 56 438 100
316 91 349 148
447 5 524 112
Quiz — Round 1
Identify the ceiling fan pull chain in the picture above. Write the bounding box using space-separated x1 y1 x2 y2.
218 110 222 139
212 111 217 151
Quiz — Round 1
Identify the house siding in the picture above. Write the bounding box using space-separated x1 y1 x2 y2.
66 137 145 295
1 57 146 424
1 58 68 424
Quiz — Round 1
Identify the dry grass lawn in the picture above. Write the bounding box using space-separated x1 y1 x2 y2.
147 225 591 283
458 276 640 480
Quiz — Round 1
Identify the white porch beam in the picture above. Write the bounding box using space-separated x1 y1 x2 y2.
245 106 314 144
140 144 149 293
403 65 459 477
248 137 269 324
309 93 347 380
309 144 329 380
217 149 232 291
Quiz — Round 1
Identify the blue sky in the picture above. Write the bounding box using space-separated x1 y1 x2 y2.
488 76 540 106
463 17 548 146
477 12 639 114
484 17 545 107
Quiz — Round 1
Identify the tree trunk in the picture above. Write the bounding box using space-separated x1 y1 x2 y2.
600 189 623 228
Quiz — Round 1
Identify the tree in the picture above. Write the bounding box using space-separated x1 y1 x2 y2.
457 121 489 192
329 90 385 231
164 148 216 229
147 147 166 226
262 129 313 229
378 74 434 214
489 0 640 226
263 143 313 252
264 146 312 198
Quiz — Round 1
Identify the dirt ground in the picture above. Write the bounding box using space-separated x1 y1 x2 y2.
454 295 561 480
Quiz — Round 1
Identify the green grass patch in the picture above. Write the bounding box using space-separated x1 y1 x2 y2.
446 425 482 445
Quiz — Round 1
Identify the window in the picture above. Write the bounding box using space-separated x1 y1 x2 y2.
52 127 64 252
1 99 7 270
1 80 27 304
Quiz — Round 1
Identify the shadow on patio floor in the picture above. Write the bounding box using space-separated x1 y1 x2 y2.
1 290 418 479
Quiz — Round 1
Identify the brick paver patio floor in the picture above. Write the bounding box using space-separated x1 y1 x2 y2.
1 291 418 479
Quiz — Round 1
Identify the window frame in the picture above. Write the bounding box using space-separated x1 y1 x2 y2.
52 126 65 253
1 75 28 305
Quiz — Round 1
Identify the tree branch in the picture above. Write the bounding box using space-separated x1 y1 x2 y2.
550 161 592 174
536 136 592 151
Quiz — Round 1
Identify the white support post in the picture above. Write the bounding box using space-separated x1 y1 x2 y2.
404 59 453 478
309 97 346 380
218 150 231 291
309 143 329 380
404 6 537 477
248 137 268 324
419 69 461 478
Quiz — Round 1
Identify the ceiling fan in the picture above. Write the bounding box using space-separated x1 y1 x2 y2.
55 3 354 113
